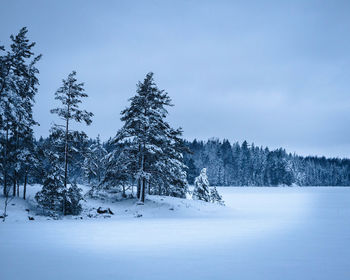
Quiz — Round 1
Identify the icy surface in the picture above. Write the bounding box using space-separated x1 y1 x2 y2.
1 187 350 280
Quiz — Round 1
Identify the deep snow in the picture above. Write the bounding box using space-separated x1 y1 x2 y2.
1 186 350 280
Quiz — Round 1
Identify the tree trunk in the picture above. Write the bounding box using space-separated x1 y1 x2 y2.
64 117 69 189
148 181 151 195
139 151 145 203
122 185 125 197
16 180 19 197
137 179 141 199
140 178 145 203
3 174 7 196
23 172 27 200
62 196 66 216
13 178 16 197
3 128 8 196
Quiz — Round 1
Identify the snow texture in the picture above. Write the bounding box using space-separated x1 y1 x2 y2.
1 186 350 280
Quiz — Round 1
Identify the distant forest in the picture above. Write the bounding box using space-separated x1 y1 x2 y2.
30 137 350 187
183 139 350 186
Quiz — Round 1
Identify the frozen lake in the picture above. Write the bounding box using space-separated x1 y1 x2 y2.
1 187 350 280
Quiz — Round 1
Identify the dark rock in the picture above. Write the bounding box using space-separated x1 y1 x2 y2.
97 207 114 215
97 207 108 214
28 216 35 221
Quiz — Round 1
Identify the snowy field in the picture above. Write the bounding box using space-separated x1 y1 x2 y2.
1 186 350 280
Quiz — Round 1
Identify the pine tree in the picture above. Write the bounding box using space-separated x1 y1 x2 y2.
65 182 83 215
35 150 66 215
102 143 136 197
112 72 187 203
35 150 83 216
0 27 41 197
83 135 107 185
210 187 225 205
154 127 189 198
193 168 210 202
50 71 93 191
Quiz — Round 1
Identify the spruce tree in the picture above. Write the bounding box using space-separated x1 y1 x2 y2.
102 144 136 197
35 149 84 216
83 135 107 185
35 150 66 215
210 187 225 205
193 168 210 202
112 72 188 202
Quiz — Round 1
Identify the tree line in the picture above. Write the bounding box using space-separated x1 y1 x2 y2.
184 139 350 186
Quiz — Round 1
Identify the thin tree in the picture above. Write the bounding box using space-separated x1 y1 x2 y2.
50 71 93 190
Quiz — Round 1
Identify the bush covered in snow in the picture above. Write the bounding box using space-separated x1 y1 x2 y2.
193 168 224 205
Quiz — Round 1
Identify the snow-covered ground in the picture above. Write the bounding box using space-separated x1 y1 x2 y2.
1 186 350 280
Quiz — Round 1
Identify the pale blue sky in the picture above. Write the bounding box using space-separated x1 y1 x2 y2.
1 0 350 157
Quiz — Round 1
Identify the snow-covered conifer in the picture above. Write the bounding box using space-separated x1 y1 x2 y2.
65 182 83 215
35 151 66 215
83 135 107 185
193 168 210 202
36 150 83 216
0 27 41 197
210 187 225 205
50 71 93 190
111 72 188 202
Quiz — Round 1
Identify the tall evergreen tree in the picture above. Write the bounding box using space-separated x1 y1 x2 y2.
0 27 41 197
111 72 187 203
50 71 93 190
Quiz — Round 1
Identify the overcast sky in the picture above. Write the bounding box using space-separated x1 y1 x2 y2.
1 0 350 158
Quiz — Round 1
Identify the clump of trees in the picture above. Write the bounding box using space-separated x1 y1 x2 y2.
0 28 190 218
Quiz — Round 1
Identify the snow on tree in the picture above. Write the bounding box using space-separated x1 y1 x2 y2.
111 72 188 203
0 27 41 197
65 182 83 215
35 151 66 215
193 168 210 202
35 150 83 216
156 127 189 198
210 187 225 205
101 143 136 197
83 135 107 185
50 71 93 190
34 71 92 216
193 168 224 204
